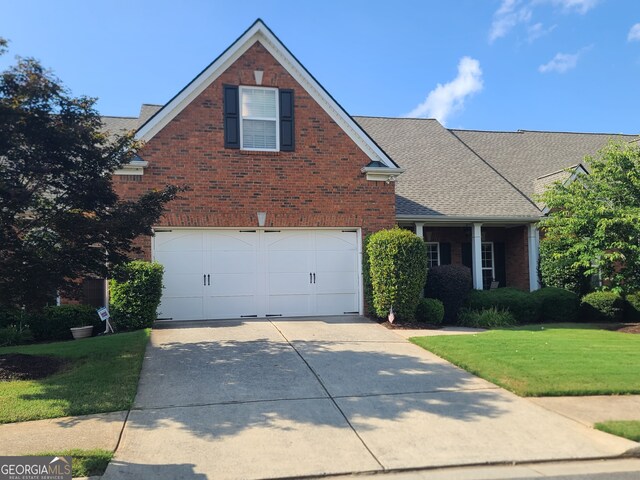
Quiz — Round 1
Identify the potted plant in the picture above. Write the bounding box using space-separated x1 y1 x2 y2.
68 308 95 340
70 323 93 340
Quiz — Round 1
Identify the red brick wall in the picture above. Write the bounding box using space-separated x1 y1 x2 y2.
114 41 396 259
505 225 529 291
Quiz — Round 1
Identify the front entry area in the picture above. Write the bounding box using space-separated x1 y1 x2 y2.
153 229 361 320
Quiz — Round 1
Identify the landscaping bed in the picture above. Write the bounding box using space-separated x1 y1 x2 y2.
0 353 68 381
410 324 640 397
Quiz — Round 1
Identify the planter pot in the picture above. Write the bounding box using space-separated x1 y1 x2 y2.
70 325 93 340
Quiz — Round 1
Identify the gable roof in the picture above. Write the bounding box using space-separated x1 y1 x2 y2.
134 19 399 169
450 129 637 202
354 117 543 219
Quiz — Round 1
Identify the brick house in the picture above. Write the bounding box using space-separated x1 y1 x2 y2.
99 20 636 321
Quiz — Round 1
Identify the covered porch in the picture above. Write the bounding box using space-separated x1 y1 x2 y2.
399 218 540 291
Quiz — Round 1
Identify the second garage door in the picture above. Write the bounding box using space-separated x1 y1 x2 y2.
154 229 361 321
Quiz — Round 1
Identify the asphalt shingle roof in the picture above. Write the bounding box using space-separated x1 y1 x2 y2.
354 117 542 218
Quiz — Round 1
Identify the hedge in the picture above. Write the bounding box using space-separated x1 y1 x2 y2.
109 261 164 330
424 265 472 323
626 293 640 323
466 288 540 324
580 291 625 323
29 305 101 341
457 307 517 329
415 298 445 325
532 287 579 323
366 228 427 320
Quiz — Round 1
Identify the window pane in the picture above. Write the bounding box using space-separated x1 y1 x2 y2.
426 243 439 268
243 119 277 149
241 88 277 118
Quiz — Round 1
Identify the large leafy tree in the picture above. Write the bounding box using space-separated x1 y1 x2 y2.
0 40 180 309
538 141 640 294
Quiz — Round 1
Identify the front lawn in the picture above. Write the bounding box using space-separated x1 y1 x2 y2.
595 421 640 442
0 330 150 423
410 324 640 396
34 449 113 477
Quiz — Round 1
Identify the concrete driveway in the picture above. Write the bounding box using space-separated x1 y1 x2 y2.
103 316 636 480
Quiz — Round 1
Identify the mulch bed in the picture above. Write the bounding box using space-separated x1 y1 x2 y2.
370 316 439 330
616 324 640 335
0 353 68 381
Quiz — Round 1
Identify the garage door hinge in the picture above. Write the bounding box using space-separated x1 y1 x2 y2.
266 314 282 317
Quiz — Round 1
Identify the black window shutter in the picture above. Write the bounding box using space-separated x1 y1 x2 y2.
279 89 295 151
440 243 452 265
494 242 507 288
223 85 240 149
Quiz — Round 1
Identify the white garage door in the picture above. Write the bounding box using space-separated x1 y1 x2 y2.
153 229 361 320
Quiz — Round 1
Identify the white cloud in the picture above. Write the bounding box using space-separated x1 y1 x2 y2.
406 57 483 125
527 22 557 42
489 0 533 43
489 0 597 43
545 0 598 14
628 23 640 42
538 51 580 73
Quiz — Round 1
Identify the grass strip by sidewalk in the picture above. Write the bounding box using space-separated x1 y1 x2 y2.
410 324 640 397
34 449 113 477
595 421 640 442
0 329 150 423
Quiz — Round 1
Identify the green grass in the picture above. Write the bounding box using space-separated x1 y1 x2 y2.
33 449 113 477
410 324 640 396
0 329 150 423
595 421 640 442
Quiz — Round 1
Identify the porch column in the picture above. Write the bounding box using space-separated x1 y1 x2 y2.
471 223 483 290
528 223 540 291
415 222 424 239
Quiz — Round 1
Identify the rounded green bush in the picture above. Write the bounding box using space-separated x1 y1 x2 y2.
466 288 540 324
424 265 472 323
457 307 517 329
366 228 427 321
109 261 164 330
580 291 625 323
532 287 579 323
626 293 640 322
415 298 445 324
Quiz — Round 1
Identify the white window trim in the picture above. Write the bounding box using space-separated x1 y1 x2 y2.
239 85 280 152
481 241 495 285
425 242 440 268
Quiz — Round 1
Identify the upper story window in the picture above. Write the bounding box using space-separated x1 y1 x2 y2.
240 86 279 151
224 85 294 152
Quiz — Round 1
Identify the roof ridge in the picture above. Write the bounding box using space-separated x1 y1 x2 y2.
101 115 138 119
451 128 523 134
517 129 638 137
354 115 439 121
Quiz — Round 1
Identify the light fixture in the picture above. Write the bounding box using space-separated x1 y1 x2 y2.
257 212 267 227
254 70 263 85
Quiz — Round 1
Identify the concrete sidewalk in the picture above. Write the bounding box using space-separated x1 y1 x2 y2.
530 395 640 426
0 411 126 455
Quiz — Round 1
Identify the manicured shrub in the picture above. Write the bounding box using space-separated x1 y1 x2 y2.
29 304 101 341
109 261 164 330
415 298 445 325
457 307 517 329
0 305 22 328
580 291 625 323
625 293 640 322
424 265 472 323
532 287 579 323
362 233 374 315
366 228 427 320
466 288 540 324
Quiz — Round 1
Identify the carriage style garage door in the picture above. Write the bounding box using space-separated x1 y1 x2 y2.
153 229 361 321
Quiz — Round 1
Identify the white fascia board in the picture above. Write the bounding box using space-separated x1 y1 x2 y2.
541 163 589 215
360 166 405 182
135 20 398 169
114 160 148 176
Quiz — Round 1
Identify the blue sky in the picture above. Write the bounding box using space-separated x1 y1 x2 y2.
1 0 638 133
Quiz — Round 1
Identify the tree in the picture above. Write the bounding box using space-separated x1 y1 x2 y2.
538 142 640 294
0 41 181 310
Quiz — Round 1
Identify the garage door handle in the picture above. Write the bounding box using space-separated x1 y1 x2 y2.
309 272 312 284
313 273 316 284
203 274 206 286
207 274 210 286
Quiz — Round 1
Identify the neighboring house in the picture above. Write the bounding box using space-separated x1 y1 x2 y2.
97 19 636 321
